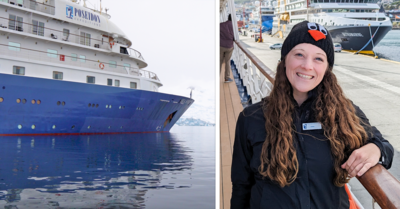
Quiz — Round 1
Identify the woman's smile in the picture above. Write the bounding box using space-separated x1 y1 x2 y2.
296 72 314 80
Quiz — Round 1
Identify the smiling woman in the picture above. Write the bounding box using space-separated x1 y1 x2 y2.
231 21 394 209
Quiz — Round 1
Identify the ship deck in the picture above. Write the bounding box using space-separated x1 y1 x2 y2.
220 32 400 209
220 61 243 209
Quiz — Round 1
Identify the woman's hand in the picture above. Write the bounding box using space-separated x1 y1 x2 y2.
341 143 381 178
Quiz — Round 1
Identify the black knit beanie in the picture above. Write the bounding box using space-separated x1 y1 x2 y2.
281 21 334 67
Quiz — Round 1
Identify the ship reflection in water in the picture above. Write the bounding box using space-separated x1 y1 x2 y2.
0 127 215 208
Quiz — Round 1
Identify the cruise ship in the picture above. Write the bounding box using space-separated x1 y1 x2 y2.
0 0 193 135
261 1 275 33
271 0 392 54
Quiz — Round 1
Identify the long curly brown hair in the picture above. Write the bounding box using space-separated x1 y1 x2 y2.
259 58 368 188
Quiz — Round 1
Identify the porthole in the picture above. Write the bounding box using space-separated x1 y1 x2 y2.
109 105 112 108
0 97 3 102
57 101 61 105
120 126 123 129
71 125 75 129
16 98 21 103
31 125 35 129
96 104 99 108
119 106 121 109
18 124 22 129
88 126 91 129
92 103 95 107
122 106 125 109
108 126 111 129
52 125 56 129
22 99 26 104
37 100 41 105
62 101 65 106
88 103 91 107
31 99 36 104
106 105 108 108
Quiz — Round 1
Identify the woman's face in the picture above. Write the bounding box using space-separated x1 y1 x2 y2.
285 43 328 97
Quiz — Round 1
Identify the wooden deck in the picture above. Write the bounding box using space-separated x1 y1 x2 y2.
220 64 243 209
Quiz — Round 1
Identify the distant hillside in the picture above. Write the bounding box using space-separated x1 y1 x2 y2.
175 118 215 126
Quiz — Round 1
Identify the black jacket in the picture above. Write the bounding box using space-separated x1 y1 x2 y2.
231 92 394 209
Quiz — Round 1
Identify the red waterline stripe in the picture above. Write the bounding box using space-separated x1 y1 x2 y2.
0 131 169 136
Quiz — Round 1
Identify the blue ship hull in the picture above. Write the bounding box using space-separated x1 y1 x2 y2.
0 73 193 135
261 15 273 32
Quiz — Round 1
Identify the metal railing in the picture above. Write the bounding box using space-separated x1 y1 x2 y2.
1 44 159 81
2 0 55 15
0 16 145 62
232 40 275 103
231 40 400 209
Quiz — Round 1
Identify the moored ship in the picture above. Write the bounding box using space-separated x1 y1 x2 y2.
0 0 193 135
272 0 392 54
261 1 275 33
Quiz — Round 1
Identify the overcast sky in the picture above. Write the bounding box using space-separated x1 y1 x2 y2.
92 0 216 123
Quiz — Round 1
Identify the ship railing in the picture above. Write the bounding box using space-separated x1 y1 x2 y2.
232 40 274 104
232 35 400 209
0 16 146 62
127 48 145 61
1 0 55 15
0 43 160 81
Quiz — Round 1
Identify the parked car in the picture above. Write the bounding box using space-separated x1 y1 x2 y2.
270 43 283 50
334 43 342 52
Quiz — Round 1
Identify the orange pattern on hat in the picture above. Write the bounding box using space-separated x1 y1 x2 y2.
308 30 326 41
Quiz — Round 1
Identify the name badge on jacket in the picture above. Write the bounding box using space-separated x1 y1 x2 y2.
302 122 322 131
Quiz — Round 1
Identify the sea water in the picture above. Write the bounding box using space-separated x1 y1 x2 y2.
374 30 400 62
0 126 215 209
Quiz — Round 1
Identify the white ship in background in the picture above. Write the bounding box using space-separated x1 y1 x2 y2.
271 0 392 54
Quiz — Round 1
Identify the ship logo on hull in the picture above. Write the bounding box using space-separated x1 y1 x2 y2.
66 5 73 19
342 33 363 37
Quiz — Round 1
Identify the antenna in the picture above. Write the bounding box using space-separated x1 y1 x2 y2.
83 0 87 7
100 0 102 13
105 8 109 13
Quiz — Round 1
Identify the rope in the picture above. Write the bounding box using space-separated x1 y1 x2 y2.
355 23 382 54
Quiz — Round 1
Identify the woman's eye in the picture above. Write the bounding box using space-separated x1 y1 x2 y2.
295 53 303 57
316 57 324 61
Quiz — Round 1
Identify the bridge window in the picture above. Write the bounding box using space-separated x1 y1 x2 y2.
124 63 130 71
63 29 69 37
109 61 117 68
79 55 86 63
120 47 128 54
47 49 57 58
130 82 137 89
32 20 45 36
107 79 112 86
9 14 23 31
13 66 25 75
71 53 77 61
8 42 20 51
115 80 120 87
53 71 63 80
87 76 95 84
63 29 70 41
80 32 91 46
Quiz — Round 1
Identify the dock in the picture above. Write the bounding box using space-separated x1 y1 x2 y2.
220 32 400 209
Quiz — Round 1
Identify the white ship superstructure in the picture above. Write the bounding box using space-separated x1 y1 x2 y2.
272 0 392 53
0 0 162 90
